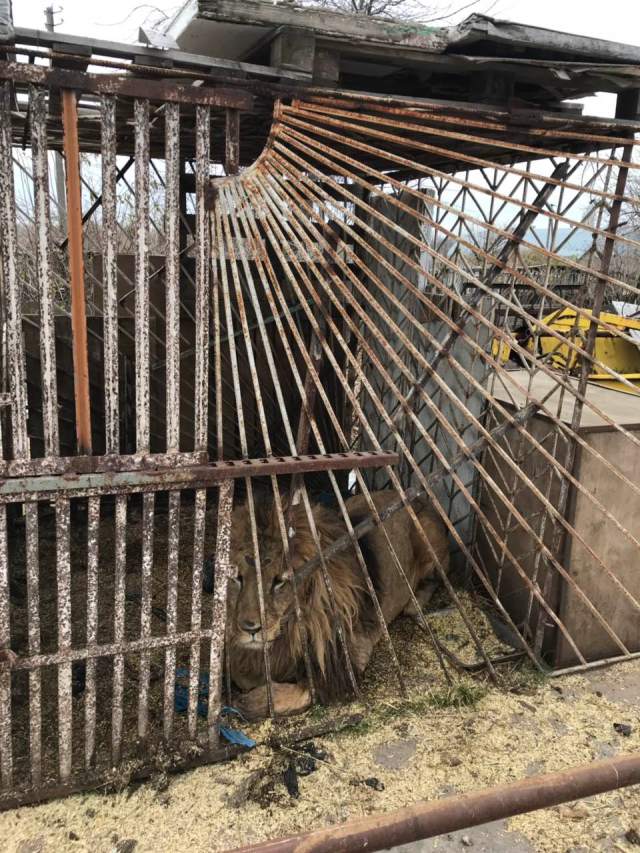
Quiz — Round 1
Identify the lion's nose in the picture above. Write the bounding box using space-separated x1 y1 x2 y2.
241 620 261 635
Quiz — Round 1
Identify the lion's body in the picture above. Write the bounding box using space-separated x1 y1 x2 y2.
227 490 449 718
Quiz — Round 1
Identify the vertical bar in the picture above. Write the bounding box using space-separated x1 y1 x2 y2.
187 489 206 739
0 83 29 461
165 102 181 454
134 99 150 453
194 105 210 452
111 495 127 764
85 496 99 768
61 89 92 455
163 491 180 742
101 95 120 455
207 479 234 749
25 504 41 784
30 86 59 457
1 84 32 791
212 210 223 461
56 498 72 783
225 109 240 176
0 508 11 788
137 492 155 740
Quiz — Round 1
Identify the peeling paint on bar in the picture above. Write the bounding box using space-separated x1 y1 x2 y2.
0 84 29 462
101 96 120 456
55 498 72 783
163 491 181 742
25 505 42 785
207 479 234 748
188 489 207 738
111 495 127 765
85 497 100 769
138 492 155 741
135 98 151 454
31 86 60 458
0 60 254 109
165 102 181 455
0 508 11 788
0 452 398 502
194 106 211 452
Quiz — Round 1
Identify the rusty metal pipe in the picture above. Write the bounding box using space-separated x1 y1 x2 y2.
225 753 640 853
61 88 92 455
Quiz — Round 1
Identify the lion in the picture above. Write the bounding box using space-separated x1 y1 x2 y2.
227 489 450 719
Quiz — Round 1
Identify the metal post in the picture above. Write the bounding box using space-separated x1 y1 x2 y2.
61 88 92 454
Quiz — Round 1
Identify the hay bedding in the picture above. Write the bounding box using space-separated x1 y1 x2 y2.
2 501 640 852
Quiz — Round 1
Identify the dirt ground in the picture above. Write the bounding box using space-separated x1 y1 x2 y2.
2 598 639 853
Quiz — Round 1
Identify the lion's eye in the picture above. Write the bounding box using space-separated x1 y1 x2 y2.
272 576 287 592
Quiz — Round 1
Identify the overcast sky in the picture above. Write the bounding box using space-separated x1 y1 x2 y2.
13 0 640 117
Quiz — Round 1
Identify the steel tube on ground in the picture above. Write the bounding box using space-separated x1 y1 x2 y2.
224 753 640 853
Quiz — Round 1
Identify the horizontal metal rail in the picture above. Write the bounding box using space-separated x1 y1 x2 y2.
0 61 254 109
0 451 398 501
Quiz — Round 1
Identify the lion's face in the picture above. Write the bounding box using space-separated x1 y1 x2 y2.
228 536 294 649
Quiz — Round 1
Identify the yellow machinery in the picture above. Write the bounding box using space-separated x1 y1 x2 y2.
492 308 640 395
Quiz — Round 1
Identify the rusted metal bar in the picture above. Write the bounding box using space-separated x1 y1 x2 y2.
10 624 274 670
271 132 640 516
163 491 181 742
194 105 211 453
0 452 401 503
277 130 640 388
188 489 206 738
134 98 150 454
0 83 29 462
111 495 127 765
299 99 637 174
225 108 240 176
165 102 181 454
230 174 454 683
101 95 120 456
214 196 276 715
85 497 99 769
279 111 640 322
207 478 234 748
286 102 637 209
220 181 318 700
31 85 60 458
0 60 254 109
0 738 245 813
226 753 640 853
55 498 72 783
137 492 155 741
62 88 92 455
0 450 210 478
0 508 11 788
24 504 42 784
252 171 494 679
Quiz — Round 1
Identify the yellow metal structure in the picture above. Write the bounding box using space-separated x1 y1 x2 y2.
493 308 640 395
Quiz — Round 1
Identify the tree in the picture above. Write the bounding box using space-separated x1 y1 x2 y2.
305 0 495 24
